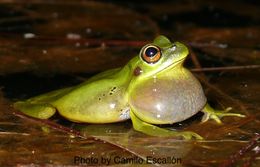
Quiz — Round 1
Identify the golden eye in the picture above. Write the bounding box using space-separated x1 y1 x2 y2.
141 45 161 64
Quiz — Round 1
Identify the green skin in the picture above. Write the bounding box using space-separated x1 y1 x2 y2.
14 35 244 139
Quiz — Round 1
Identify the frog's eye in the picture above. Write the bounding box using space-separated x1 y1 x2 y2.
141 45 161 64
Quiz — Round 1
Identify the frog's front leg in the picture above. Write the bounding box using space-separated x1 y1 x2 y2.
130 111 203 140
201 103 245 124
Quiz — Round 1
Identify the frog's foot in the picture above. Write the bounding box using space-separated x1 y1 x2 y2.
14 101 56 119
201 103 245 124
130 111 203 140
172 131 203 140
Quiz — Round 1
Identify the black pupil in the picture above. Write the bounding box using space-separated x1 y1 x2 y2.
145 47 158 57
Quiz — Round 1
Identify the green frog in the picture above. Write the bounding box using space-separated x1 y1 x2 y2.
14 35 244 139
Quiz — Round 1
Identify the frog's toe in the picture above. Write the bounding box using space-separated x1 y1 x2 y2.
202 112 222 124
213 107 246 119
220 112 246 118
225 107 232 112
181 131 204 140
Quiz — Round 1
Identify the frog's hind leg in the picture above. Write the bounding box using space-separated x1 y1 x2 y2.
13 87 73 119
130 111 203 140
201 103 245 124
14 101 56 119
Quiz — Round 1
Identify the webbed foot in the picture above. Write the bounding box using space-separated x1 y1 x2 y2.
201 103 245 124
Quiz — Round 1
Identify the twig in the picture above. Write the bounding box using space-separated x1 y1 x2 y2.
219 133 260 167
188 41 228 49
33 36 148 47
188 48 208 81
189 48 203 69
191 65 260 72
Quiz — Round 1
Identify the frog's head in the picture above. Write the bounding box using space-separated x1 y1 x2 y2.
131 35 189 78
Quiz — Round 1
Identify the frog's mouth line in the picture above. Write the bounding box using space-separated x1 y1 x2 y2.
158 57 185 73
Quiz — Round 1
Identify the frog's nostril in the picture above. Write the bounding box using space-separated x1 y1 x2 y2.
170 44 177 51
